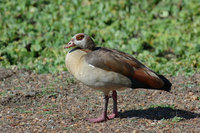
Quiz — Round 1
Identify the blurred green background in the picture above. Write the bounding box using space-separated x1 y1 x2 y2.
0 0 199 75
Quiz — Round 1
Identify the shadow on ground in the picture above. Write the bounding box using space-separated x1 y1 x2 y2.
119 107 200 120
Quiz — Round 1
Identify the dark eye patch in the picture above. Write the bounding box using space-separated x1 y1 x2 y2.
76 34 84 40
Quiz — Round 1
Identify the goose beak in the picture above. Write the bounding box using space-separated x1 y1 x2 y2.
64 40 75 49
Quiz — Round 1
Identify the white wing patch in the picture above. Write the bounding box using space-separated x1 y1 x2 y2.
88 64 95 68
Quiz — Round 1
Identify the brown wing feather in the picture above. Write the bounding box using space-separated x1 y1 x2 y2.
85 47 164 88
132 68 164 88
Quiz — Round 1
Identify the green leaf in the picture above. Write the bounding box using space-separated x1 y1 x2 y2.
31 44 42 52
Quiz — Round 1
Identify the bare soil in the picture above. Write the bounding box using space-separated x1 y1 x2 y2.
0 68 199 132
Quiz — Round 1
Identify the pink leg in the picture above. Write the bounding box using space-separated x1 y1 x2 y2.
108 90 119 119
86 95 109 123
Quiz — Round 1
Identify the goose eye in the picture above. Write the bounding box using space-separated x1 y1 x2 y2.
76 34 84 40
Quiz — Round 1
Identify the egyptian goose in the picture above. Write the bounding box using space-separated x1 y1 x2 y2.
64 33 172 123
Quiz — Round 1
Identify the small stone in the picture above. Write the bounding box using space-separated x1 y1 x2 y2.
132 130 139 133
190 106 196 111
51 98 56 102
188 92 193 96
147 96 151 99
61 121 65 125
20 122 25 126
115 129 120 132
24 90 36 97
192 95 198 100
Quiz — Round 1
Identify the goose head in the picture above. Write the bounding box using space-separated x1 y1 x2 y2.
65 33 95 50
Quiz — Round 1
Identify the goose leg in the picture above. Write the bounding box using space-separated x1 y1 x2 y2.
86 95 109 123
108 90 119 119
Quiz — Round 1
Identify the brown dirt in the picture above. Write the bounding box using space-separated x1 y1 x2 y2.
0 68 199 132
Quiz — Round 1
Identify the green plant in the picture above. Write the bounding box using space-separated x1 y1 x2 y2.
66 77 76 85
0 90 8 97
63 126 75 131
0 0 199 75
37 87 57 96
43 111 53 115
14 108 32 114
148 104 175 109
171 116 184 122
